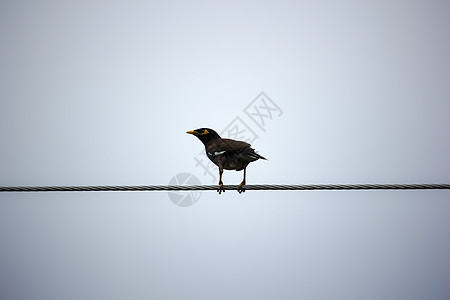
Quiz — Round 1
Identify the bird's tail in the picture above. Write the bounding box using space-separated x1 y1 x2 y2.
248 152 267 160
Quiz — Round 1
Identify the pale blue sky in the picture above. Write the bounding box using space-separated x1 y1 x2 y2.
1 1 449 299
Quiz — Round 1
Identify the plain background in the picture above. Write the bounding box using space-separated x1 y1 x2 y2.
1 1 449 299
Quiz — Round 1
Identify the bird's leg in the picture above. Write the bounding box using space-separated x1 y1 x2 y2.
237 166 246 194
218 165 225 194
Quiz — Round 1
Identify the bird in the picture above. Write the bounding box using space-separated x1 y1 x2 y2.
186 128 266 194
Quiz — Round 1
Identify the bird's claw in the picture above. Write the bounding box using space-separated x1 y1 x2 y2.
217 182 225 194
237 183 246 194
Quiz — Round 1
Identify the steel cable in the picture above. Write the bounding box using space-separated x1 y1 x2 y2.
0 184 449 192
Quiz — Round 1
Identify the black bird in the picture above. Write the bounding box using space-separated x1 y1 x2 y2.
187 128 266 194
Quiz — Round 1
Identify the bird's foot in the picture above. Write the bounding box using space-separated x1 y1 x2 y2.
237 182 246 194
217 182 225 194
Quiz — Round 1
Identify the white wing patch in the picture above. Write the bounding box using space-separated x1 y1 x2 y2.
207 150 226 157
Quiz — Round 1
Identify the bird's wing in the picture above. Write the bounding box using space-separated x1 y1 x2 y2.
206 138 267 161
206 138 249 157
220 138 252 152
221 139 267 160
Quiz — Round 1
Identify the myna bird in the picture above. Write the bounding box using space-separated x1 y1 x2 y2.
187 128 266 194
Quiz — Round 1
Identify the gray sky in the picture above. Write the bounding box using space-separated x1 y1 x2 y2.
1 1 449 299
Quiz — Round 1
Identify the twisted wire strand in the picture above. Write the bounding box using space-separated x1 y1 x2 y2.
0 184 449 192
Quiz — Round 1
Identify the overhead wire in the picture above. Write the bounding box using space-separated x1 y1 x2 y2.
0 183 449 192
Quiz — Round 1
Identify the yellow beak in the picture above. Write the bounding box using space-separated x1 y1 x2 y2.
186 130 196 135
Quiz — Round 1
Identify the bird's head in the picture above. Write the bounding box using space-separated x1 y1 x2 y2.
186 128 221 145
